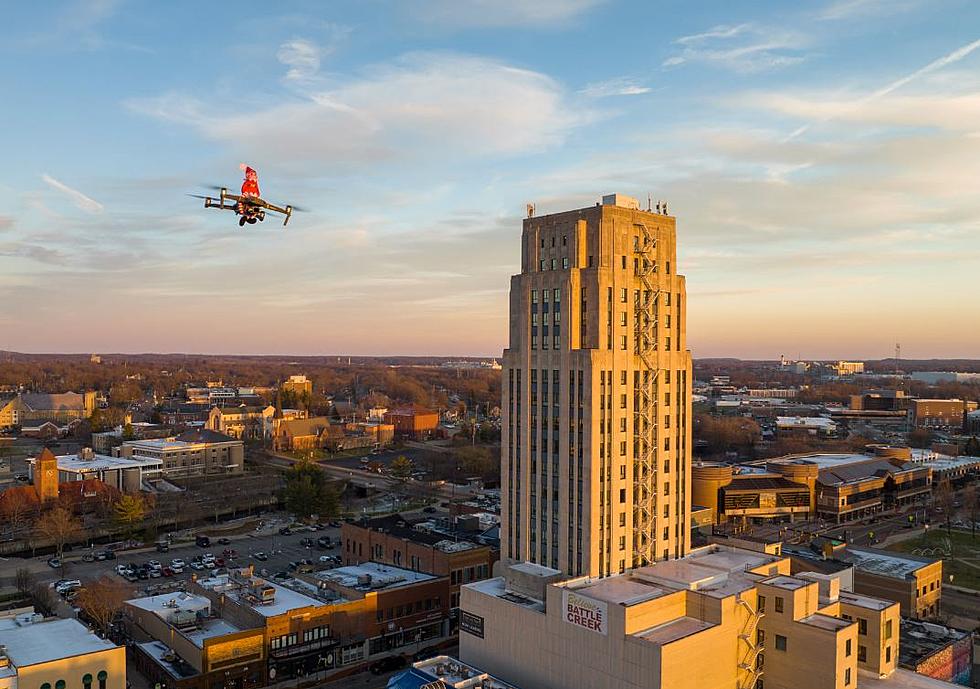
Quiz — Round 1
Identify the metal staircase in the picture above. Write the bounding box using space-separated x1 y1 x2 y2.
736 597 765 689
632 223 660 566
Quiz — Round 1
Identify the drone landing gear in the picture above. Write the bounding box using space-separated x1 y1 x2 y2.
239 216 247 227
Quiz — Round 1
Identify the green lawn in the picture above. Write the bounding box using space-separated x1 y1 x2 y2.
887 528 980 591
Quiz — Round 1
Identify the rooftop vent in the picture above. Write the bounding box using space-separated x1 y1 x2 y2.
601 193 640 210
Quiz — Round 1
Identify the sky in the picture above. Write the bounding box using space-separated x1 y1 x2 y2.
2 0 979 359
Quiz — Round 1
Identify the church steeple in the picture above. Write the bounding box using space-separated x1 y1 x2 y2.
33 448 59 503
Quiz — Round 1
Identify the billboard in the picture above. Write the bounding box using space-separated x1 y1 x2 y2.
562 590 607 635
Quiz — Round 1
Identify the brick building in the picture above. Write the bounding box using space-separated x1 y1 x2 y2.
342 514 498 611
384 406 440 439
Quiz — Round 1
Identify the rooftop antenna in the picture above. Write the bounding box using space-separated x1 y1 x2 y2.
895 343 901 375
647 194 652 212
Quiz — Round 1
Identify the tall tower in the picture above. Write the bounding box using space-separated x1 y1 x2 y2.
33 448 60 503
500 194 693 578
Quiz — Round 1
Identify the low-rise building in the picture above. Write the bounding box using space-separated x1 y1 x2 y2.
207 405 275 440
899 619 973 686
0 391 97 428
460 543 906 689
775 416 839 438
911 400 966 431
0 613 125 689
119 429 244 477
281 375 313 398
388 656 519 689
272 417 335 451
28 447 162 492
786 542 944 620
192 565 452 680
384 406 440 439
125 591 266 689
342 514 498 612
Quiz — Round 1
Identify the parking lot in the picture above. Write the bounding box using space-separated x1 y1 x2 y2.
5 518 350 597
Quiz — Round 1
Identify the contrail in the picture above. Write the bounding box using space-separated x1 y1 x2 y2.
784 37 980 141
41 174 104 213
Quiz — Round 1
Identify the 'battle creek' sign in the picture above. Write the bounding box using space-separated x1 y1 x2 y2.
562 590 607 635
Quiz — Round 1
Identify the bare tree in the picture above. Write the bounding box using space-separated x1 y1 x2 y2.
963 483 979 541
15 568 35 596
34 506 83 559
934 476 954 532
75 577 128 635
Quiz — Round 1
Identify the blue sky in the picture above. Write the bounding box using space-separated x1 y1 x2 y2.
2 0 979 358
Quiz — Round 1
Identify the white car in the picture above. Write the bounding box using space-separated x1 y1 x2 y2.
171 559 186 569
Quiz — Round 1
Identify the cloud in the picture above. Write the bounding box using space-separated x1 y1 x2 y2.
579 77 651 98
406 0 604 28
277 39 322 84
0 216 13 231
818 0 923 21
41 174 104 213
781 37 980 140
128 52 591 168
664 23 806 73
13 0 125 52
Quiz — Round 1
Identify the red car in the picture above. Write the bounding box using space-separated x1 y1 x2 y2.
162 567 174 577
215 557 226 567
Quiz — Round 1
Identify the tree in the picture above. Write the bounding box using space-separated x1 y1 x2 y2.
113 493 147 537
15 568 36 596
963 482 979 541
121 422 135 441
909 428 933 449
934 476 954 532
34 506 82 559
75 577 128 635
695 414 761 456
454 445 496 479
283 460 340 520
389 455 413 479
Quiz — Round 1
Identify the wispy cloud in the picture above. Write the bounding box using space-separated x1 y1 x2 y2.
406 0 604 28
277 39 322 84
128 52 594 168
664 23 806 73
783 37 980 140
579 76 651 98
818 0 923 21
41 174 104 213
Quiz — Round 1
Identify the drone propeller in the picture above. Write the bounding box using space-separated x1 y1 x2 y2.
186 193 211 200
287 204 310 213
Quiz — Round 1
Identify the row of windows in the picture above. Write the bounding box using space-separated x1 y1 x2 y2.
374 597 441 621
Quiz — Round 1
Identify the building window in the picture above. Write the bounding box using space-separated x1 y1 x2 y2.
532 289 538 303
98 672 108 689
83 675 93 689
562 257 569 269
845 668 851 686
884 619 892 640
885 646 891 663
774 635 787 651
858 646 867 662
620 288 627 302
845 639 852 657
757 630 765 645
758 596 766 612
858 618 867 635
774 596 783 613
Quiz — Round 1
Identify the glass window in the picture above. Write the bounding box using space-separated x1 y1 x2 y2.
98 672 108 689
774 596 783 613
531 289 538 303
775 635 787 651
858 618 867 635
884 619 892 640
845 639 852 657
553 288 561 302
858 646 867 662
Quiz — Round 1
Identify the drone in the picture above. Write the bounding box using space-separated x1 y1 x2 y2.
190 164 304 227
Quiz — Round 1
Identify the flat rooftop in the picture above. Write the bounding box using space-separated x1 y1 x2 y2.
0 618 118 666
198 573 330 617
466 577 546 612
900 619 971 667
398 656 519 689
839 591 895 612
799 613 853 632
857 668 965 689
183 618 242 648
636 616 715 645
845 547 935 579
314 562 435 591
138 641 198 679
762 575 809 591
31 453 162 473
126 591 211 616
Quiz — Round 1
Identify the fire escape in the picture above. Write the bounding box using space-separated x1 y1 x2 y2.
632 223 660 566
736 596 765 689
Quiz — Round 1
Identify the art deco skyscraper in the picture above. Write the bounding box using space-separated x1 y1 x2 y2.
500 194 692 578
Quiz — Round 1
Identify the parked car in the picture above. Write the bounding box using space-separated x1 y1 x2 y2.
82 552 96 563
370 655 407 675
279 527 292 536
196 535 211 547
422 506 437 514
316 536 331 548
156 541 170 553
162 567 174 577
171 558 186 569
47 557 62 569
300 538 315 548
217 537 231 545
413 647 440 662
190 561 205 570
253 552 268 561
55 579 81 593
